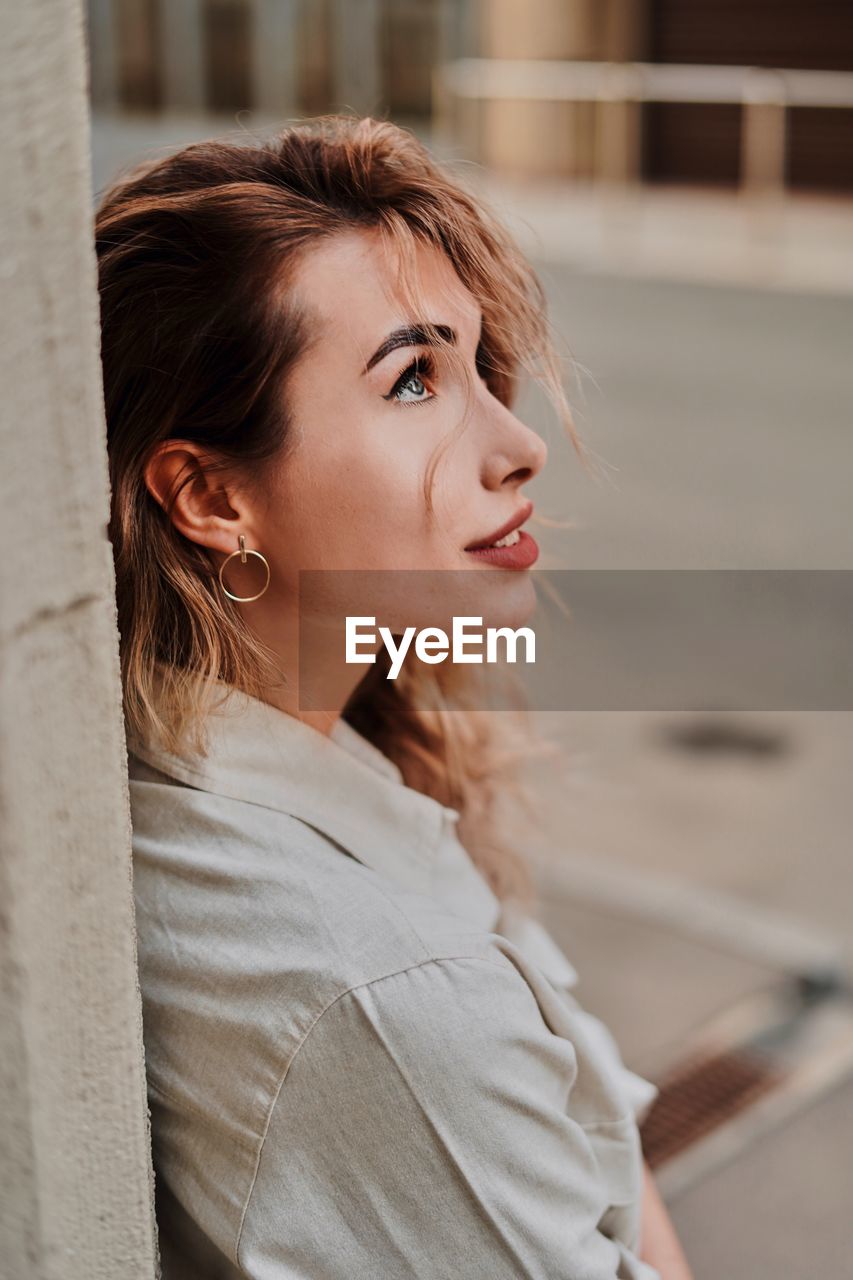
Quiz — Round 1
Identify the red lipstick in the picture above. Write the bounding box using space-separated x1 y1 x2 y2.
464 502 539 569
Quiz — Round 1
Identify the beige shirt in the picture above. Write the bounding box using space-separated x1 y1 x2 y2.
127 679 661 1279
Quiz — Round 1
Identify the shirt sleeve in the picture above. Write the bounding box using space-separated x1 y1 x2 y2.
236 954 662 1280
559 992 661 1129
495 901 660 1128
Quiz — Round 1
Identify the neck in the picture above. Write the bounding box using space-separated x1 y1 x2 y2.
241 601 374 736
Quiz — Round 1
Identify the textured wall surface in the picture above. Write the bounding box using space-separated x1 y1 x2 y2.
0 2 159 1275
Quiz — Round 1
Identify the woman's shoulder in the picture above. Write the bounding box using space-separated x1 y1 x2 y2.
128 748 512 1091
129 749 496 969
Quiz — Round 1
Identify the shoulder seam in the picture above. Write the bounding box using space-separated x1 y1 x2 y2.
233 953 519 1272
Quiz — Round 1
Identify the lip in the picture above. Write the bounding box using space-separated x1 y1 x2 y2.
464 501 534 553
465 529 539 569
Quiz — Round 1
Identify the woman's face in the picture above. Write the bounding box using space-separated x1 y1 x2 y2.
256 226 548 635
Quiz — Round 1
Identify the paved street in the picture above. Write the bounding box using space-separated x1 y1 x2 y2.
529 271 853 568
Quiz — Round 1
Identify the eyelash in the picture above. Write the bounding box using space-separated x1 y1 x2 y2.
383 355 437 407
383 343 492 406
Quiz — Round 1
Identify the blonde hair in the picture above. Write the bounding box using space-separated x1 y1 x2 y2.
95 114 587 907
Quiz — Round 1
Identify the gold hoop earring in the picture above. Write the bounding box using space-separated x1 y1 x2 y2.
218 534 271 603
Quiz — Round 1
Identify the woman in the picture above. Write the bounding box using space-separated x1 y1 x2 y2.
97 114 693 1278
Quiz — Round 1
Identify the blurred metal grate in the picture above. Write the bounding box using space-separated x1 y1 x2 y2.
640 1046 784 1168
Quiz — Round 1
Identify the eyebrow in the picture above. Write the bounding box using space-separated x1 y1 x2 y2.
362 323 457 374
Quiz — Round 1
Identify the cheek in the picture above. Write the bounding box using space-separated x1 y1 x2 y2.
274 421 435 565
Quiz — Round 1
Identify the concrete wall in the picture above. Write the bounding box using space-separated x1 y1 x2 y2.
0 2 159 1276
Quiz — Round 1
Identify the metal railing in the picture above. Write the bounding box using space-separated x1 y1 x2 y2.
433 58 853 192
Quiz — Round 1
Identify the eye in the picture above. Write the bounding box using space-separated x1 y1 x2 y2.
383 355 436 406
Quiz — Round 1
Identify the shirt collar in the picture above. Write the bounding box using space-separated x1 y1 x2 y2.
126 671 500 927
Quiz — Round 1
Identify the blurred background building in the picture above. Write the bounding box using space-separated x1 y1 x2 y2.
86 0 853 191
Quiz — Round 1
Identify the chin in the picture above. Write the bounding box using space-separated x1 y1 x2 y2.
487 569 538 630
451 564 538 634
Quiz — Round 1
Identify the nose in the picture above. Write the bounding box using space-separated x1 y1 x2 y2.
481 403 548 491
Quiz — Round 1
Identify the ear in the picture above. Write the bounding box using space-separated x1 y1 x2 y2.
143 439 249 556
